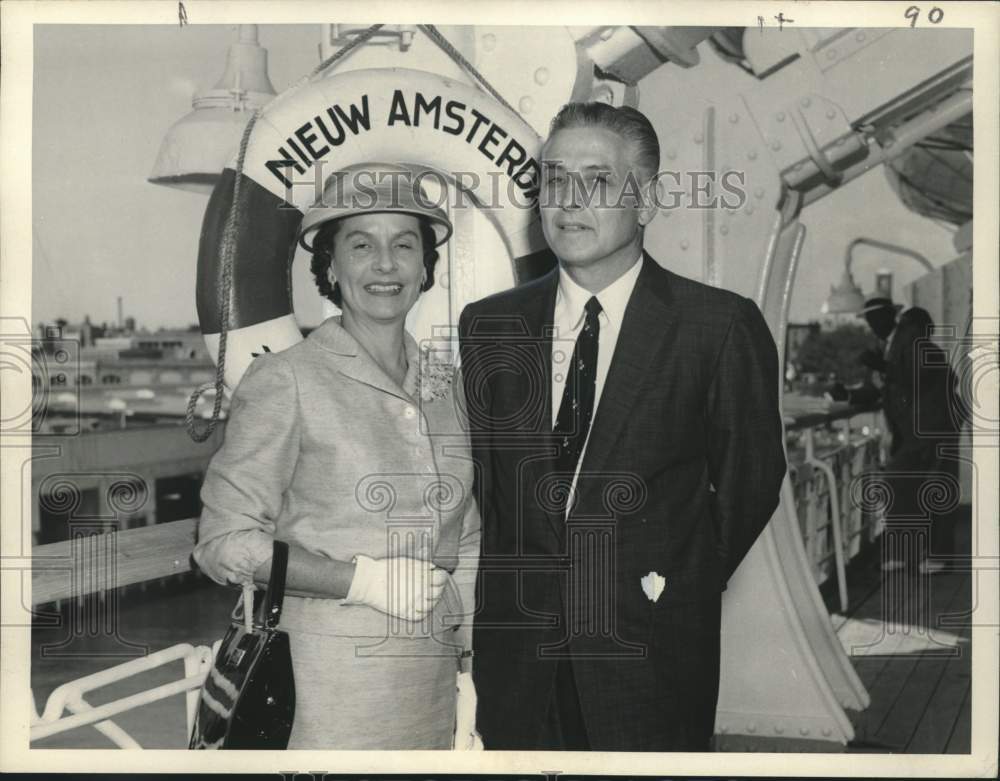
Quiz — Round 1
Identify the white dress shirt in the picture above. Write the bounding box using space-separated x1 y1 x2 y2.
551 256 643 510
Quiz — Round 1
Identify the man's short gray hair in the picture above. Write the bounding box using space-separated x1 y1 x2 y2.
546 102 660 182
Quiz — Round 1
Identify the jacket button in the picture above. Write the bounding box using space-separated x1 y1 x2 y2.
404 406 416 419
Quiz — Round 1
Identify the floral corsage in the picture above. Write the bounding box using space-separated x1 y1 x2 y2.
417 344 456 403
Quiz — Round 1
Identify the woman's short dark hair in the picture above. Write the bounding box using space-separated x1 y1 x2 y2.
308 215 440 308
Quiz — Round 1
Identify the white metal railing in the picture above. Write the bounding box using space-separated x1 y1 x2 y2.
786 406 885 611
31 641 219 747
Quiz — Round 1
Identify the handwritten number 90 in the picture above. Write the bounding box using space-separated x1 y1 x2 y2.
905 6 945 27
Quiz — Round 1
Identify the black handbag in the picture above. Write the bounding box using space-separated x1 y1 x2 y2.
189 540 295 749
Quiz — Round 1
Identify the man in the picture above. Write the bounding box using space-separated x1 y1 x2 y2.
838 297 906 438
458 103 786 751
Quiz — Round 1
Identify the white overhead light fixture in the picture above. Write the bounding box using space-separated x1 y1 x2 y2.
823 237 934 315
824 267 867 315
148 25 276 194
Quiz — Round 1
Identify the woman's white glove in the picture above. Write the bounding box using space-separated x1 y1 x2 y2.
343 555 447 621
453 671 484 750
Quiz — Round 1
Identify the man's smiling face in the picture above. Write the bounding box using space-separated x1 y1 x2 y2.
539 126 652 277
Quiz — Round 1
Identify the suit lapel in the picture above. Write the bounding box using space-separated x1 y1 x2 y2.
493 269 558 430
337 353 415 403
580 255 677 481
507 271 565 544
309 317 415 403
530 275 559 433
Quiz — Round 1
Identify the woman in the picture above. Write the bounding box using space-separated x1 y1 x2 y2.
193 163 481 749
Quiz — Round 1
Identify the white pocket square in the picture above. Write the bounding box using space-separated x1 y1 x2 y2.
641 571 666 603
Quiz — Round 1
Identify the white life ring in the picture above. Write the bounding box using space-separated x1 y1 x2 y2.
197 67 552 391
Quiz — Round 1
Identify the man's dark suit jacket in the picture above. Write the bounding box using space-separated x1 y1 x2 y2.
878 309 965 518
849 309 964 468
883 311 964 462
458 254 787 751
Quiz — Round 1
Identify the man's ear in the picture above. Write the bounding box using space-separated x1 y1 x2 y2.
637 176 660 227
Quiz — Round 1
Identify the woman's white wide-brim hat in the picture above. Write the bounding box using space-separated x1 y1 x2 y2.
298 162 453 252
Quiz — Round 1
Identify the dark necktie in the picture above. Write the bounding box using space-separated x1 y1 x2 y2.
554 296 602 473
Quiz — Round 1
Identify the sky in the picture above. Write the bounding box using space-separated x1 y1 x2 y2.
31 24 962 330
32 24 322 330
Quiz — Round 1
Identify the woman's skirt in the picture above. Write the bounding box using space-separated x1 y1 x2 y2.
285 628 458 749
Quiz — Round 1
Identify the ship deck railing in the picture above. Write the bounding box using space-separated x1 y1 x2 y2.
29 402 970 751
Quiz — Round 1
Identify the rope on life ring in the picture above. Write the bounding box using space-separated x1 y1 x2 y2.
186 26 553 442
185 24 387 442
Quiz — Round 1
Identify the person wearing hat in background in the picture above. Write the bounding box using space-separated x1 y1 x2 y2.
831 297 964 574
856 296 905 376
828 297 905 439
193 163 482 749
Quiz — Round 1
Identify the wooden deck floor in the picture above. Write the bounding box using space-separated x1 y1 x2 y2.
830 506 972 754
31 509 975 752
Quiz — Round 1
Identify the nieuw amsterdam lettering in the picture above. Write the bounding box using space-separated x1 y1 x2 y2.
265 90 540 198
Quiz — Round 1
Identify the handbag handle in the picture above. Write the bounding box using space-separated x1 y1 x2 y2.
261 539 289 629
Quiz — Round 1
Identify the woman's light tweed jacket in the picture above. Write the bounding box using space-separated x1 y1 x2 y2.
193 316 480 650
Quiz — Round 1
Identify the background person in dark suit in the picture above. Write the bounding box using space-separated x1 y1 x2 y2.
837 299 966 573
458 103 786 751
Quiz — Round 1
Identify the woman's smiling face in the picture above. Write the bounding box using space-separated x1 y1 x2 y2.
328 212 426 325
